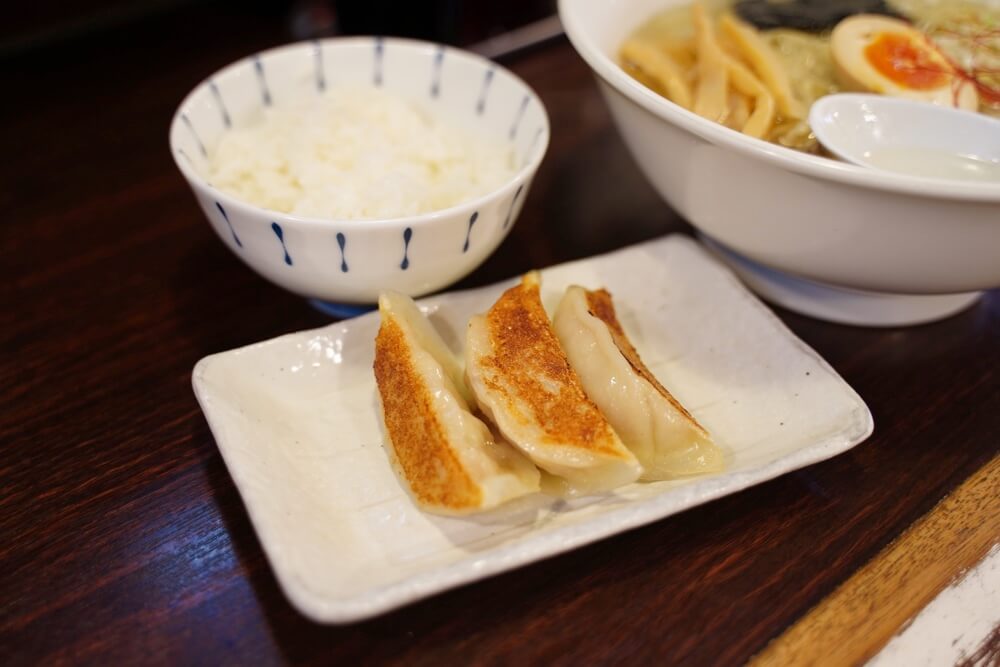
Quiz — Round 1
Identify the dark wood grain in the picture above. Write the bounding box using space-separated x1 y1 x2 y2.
2 5 999 666
753 455 1000 665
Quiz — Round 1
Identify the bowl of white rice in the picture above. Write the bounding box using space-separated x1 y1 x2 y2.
169 37 549 307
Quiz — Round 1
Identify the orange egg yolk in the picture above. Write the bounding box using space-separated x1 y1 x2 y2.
864 32 951 90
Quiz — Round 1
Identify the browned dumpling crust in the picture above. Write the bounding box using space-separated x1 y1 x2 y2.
584 288 709 439
375 314 482 510
465 273 642 494
374 292 539 515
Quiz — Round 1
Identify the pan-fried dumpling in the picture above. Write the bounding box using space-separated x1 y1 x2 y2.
553 286 725 480
465 273 643 494
374 291 540 515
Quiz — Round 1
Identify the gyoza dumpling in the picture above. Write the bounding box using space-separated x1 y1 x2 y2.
553 286 725 480
374 291 540 515
465 272 642 494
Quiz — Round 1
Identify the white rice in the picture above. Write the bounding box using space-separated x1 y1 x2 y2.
206 85 516 220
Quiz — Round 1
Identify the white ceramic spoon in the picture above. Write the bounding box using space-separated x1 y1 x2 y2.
809 93 1000 183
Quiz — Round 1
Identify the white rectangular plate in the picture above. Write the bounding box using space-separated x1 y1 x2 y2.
193 235 873 623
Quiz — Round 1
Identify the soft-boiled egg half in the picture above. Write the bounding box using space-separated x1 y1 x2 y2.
831 14 978 111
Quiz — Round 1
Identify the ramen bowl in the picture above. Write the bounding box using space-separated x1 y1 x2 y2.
170 37 548 309
559 0 1000 326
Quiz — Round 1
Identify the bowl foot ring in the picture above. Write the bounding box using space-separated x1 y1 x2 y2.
308 299 376 319
699 236 982 327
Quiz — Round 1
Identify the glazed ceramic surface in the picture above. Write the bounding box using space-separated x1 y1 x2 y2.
192 235 873 623
170 37 548 303
559 0 1000 296
810 94 1000 178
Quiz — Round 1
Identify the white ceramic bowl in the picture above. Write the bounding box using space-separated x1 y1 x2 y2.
560 0 1000 326
170 37 548 305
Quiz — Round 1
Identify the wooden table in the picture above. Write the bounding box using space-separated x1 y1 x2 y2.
3 6 998 665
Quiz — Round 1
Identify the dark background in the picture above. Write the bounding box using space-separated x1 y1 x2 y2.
1 0 555 58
